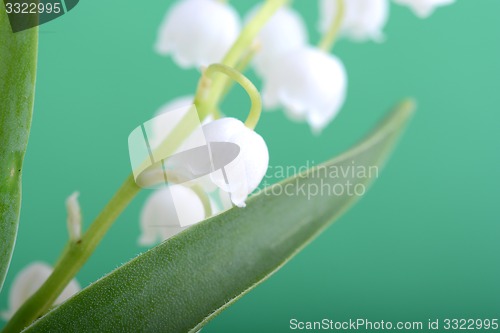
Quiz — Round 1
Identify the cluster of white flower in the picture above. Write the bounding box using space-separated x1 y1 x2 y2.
138 0 454 246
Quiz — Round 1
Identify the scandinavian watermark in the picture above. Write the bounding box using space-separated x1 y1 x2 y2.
257 161 379 200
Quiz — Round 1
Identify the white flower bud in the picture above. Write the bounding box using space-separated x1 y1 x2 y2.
247 6 308 76
66 192 81 243
202 117 269 207
1 262 80 320
263 46 347 133
393 0 454 18
319 0 389 42
139 185 211 246
155 0 241 68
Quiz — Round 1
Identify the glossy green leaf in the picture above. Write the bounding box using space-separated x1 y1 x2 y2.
0 6 38 292
25 101 415 333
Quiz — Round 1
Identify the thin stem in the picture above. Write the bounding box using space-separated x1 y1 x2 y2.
221 42 261 97
2 175 139 333
197 64 262 129
318 0 345 52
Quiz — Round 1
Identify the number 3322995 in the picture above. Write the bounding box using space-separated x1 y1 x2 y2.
5 2 61 14
443 319 499 330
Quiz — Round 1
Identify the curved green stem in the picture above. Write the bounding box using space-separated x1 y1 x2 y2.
196 64 262 129
220 42 261 97
196 0 288 120
318 0 345 52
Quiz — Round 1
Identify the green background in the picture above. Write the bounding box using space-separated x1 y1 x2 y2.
1 0 499 331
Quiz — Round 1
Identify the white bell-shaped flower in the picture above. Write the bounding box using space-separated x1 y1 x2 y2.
319 0 389 42
155 0 241 68
393 0 454 18
1 262 80 320
262 46 347 133
202 118 269 207
139 185 213 246
247 6 308 76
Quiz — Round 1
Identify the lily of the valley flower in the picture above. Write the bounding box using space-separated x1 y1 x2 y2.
202 117 269 207
139 185 212 246
262 46 347 133
393 0 454 18
155 0 240 68
1 262 80 321
319 0 389 42
248 6 308 76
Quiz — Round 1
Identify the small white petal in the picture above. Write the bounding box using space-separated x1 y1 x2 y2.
139 185 208 246
1 262 80 320
263 47 347 133
65 192 81 242
202 118 269 207
156 0 241 68
393 0 454 18
319 0 389 42
247 6 308 76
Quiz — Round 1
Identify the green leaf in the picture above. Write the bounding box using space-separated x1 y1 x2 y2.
0 7 38 292
24 100 415 333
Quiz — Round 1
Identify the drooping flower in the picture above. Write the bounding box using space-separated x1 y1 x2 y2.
262 46 347 133
139 185 216 246
202 117 269 207
393 0 454 18
1 262 80 320
155 0 241 68
247 5 308 76
319 0 389 42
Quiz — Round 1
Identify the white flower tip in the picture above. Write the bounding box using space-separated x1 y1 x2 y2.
413 7 435 18
310 124 324 136
395 0 455 18
66 191 82 243
232 198 247 208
